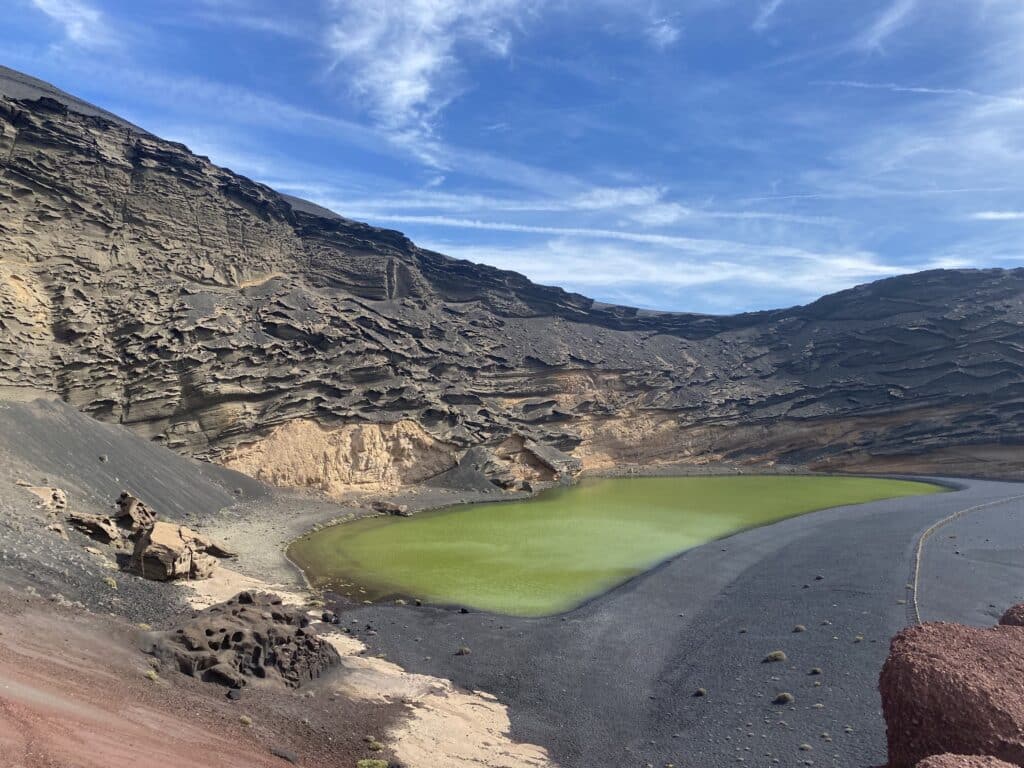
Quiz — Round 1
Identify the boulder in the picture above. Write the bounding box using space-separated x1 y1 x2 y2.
917 757 1019 768
67 511 123 544
131 521 234 581
151 592 339 688
371 500 411 517
999 605 1024 627
113 491 157 533
880 621 1024 768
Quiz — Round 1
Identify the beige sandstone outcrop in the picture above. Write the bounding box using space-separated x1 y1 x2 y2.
223 419 457 494
24 486 67 512
131 521 234 581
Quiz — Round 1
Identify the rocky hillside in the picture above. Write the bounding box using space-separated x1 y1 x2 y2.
2 66 1023 492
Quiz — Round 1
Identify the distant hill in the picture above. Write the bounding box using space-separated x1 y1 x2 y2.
2 66 1022 490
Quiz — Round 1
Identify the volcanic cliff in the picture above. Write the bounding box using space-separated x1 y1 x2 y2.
2 66 1022 493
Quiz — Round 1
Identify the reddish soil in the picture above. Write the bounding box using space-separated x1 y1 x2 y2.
0 591 402 768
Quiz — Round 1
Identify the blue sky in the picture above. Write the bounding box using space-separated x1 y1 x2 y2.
2 1 1023 313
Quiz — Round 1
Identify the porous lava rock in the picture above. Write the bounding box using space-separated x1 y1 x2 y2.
880 621 1024 767
999 605 1024 627
916 756 1019 768
68 491 159 547
131 521 234 580
153 591 339 688
114 491 157 533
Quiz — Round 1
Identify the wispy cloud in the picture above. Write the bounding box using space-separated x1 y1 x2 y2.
970 211 1024 221
814 79 1024 107
324 0 535 138
340 212 857 264
646 17 680 48
753 0 785 33
419 236 965 312
313 185 841 228
853 0 917 51
30 0 115 48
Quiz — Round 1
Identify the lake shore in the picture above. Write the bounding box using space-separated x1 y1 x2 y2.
323 477 1024 768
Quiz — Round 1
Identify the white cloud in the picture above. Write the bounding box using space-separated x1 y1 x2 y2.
324 0 534 136
814 80 1024 108
30 0 115 48
854 0 917 51
753 0 785 32
646 18 680 48
418 236 964 312
340 212 862 264
970 211 1024 221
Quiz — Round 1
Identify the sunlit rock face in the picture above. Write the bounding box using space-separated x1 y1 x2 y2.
2 65 1024 493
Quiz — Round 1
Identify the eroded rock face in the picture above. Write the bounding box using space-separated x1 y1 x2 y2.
153 591 339 688
880 620 1024 767
2 66 1024 488
131 521 234 580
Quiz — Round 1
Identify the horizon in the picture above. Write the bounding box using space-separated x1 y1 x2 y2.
2 1 1023 313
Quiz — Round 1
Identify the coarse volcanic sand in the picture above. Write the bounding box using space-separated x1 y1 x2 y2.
0 590 403 768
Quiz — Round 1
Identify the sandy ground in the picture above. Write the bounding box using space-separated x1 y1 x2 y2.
324 633 555 768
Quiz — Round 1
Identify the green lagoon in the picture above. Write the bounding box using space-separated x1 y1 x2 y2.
289 475 941 616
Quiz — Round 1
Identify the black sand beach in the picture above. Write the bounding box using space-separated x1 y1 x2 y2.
336 478 1024 768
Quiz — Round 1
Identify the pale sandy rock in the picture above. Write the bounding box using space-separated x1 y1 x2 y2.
131 521 234 581
224 419 457 496
25 486 67 512
324 633 558 768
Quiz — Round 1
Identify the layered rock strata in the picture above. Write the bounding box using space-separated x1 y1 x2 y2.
2 66 1023 492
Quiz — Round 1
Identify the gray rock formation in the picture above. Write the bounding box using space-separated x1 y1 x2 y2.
1 66 1022 491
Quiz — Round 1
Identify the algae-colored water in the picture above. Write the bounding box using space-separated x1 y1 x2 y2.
289 475 941 617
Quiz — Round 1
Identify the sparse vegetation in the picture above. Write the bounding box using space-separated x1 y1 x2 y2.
144 668 158 681
103 576 117 590
773 692 795 704
793 624 806 633
764 650 787 663
239 715 253 727
456 645 472 656
357 761 389 768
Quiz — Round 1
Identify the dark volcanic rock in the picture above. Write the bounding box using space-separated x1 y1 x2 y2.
880 621 1024 768
999 605 1024 627
1 66 1023 488
153 592 339 688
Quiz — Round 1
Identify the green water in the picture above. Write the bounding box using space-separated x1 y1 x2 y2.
289 475 941 617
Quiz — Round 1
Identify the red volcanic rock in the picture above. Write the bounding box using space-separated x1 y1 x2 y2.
880 622 1024 768
999 605 1024 627
917 756 1018 768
